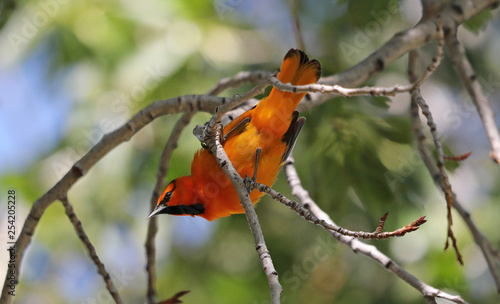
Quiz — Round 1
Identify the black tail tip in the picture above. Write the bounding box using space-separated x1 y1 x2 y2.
284 48 309 64
284 49 322 81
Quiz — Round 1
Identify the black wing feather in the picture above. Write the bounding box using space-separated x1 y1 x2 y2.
281 111 306 162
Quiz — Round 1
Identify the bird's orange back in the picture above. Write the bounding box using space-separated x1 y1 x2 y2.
229 50 321 138
150 49 321 221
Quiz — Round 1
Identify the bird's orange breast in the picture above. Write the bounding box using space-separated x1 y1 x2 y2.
190 118 287 220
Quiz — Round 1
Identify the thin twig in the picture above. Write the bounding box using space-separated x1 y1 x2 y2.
413 15 444 87
411 82 463 264
406 17 464 264
270 77 420 97
145 112 195 304
243 177 426 239
421 0 442 18
157 291 190 304
268 33 442 98
283 158 467 304
60 197 123 304
408 49 436 175
206 71 270 96
409 50 500 291
287 0 306 51
221 99 259 125
443 152 472 161
203 124 282 304
445 33 500 164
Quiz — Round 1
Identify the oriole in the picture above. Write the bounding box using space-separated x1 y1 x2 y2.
148 49 321 221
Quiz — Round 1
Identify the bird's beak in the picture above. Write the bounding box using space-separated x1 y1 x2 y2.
147 204 167 219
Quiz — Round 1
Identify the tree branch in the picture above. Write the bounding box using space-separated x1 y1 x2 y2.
243 177 426 239
201 124 282 304
445 33 500 164
298 0 499 111
221 99 259 126
320 0 498 87
268 27 442 98
283 158 467 304
60 197 123 304
409 64 463 265
409 49 500 291
145 112 195 304
287 0 306 51
403 18 464 264
411 82 463 264
194 72 275 143
206 71 271 96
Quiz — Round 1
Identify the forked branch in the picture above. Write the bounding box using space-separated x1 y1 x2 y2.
243 177 426 239
283 157 467 304
406 21 463 263
409 48 500 289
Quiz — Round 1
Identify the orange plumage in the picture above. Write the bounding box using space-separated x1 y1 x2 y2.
148 49 321 221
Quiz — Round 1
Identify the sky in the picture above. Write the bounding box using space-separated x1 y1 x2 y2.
0 40 70 174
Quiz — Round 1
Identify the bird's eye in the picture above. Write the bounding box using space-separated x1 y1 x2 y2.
165 191 172 199
160 190 172 205
160 179 176 205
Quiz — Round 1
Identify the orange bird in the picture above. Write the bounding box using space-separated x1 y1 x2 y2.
148 49 321 221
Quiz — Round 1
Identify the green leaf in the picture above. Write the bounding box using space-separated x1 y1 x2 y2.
463 10 492 34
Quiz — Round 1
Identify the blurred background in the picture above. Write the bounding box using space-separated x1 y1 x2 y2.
0 0 499 303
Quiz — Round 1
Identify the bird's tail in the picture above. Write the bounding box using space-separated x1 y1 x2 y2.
252 49 321 134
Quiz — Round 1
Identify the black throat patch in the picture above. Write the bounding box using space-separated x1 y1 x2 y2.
166 203 205 216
